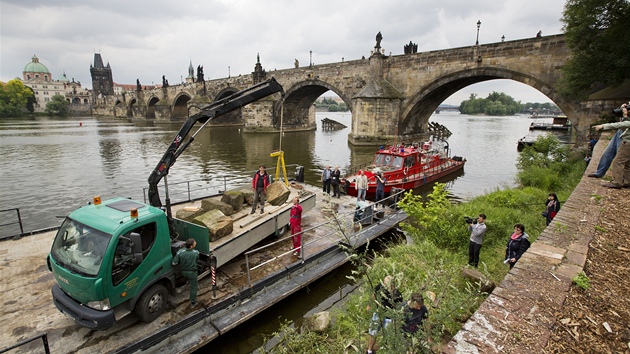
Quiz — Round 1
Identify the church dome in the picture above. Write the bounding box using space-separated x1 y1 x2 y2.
23 55 50 74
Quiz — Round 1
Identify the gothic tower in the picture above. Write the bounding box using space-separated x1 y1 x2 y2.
90 53 114 102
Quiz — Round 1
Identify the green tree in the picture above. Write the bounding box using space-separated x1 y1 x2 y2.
559 0 630 99
45 94 70 116
459 92 522 115
0 79 35 117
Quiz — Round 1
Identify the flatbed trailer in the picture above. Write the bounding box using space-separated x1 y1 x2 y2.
0 183 407 353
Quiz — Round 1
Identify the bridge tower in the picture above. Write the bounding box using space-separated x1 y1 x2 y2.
90 53 114 103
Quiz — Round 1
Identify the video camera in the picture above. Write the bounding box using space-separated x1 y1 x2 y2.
464 216 477 225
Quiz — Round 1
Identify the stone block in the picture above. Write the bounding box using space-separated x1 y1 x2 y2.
232 185 255 205
302 311 331 332
193 209 234 241
175 206 205 221
220 190 245 212
266 181 290 206
201 198 234 216
462 267 496 293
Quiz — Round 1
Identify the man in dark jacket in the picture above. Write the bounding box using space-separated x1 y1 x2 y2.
172 238 199 306
251 165 269 214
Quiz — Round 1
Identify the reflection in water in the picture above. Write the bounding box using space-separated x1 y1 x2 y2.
1 112 539 233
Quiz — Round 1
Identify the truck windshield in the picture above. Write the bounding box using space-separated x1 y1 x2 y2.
51 218 112 277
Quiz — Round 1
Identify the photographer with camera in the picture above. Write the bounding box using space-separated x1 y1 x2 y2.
588 102 628 179
467 214 487 268
593 102 630 189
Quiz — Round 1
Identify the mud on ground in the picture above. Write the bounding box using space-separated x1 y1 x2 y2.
545 189 630 353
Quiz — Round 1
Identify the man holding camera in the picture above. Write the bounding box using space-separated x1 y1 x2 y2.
593 102 630 189
467 214 487 268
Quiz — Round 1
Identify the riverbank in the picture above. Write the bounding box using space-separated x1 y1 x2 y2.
446 132 629 353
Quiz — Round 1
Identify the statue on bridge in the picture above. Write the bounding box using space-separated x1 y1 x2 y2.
197 65 204 83
404 41 418 54
294 58 299 68
375 31 383 50
136 79 141 91
162 75 169 88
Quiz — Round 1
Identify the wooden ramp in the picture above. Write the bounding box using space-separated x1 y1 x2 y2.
321 117 347 130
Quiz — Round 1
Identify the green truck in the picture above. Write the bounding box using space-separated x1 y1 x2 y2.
46 79 306 330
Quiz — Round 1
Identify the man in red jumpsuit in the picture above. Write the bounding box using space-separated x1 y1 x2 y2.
290 196 303 257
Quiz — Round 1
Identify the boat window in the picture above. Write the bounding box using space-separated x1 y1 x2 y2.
51 218 112 277
375 154 403 168
405 156 415 167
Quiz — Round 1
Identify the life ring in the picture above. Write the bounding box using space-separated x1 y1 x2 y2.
404 167 409 176
385 156 391 163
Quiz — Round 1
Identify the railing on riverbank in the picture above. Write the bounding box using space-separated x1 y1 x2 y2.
0 208 24 240
0 333 50 354
142 165 302 205
243 189 406 289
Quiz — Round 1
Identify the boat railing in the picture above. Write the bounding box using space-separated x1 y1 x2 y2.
142 164 302 205
242 189 407 289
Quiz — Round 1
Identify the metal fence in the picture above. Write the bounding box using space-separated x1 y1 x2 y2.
243 189 406 288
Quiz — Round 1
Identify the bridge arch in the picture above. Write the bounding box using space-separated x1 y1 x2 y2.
172 93 191 119
399 67 577 136
128 98 137 118
277 79 350 128
146 96 159 119
211 87 242 125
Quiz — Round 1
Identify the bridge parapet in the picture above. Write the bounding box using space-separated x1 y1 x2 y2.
96 34 621 146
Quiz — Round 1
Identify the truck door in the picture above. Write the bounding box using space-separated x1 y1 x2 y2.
107 222 161 306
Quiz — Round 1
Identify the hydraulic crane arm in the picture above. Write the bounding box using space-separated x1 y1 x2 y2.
147 78 283 210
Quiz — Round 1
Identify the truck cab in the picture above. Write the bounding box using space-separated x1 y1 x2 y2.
48 198 186 329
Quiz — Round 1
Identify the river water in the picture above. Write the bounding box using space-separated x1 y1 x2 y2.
0 112 568 236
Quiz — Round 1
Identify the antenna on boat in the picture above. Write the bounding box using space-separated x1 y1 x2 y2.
393 123 398 147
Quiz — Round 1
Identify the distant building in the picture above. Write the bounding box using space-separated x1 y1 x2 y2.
90 53 114 102
21 55 90 113
22 55 64 112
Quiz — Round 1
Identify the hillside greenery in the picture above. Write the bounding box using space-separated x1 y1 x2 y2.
315 97 349 112
262 134 585 353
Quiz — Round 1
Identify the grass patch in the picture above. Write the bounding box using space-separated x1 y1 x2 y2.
572 271 590 290
263 135 586 353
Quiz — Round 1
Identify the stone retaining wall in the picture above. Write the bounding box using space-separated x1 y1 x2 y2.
444 136 611 353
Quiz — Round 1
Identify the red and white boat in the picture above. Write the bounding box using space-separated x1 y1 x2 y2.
343 138 466 199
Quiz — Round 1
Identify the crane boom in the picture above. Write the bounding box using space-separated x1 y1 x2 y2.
147 78 283 211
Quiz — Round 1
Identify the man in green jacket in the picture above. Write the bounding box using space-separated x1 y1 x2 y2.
594 103 630 189
172 238 200 306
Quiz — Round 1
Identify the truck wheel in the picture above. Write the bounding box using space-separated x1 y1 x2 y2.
276 224 289 238
135 284 168 323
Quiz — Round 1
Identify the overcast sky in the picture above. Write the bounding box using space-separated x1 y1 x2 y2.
1 0 566 105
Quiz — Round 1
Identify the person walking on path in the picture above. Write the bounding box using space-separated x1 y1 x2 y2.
172 238 200 307
251 165 269 214
375 172 386 208
321 165 332 195
544 193 560 225
504 224 530 269
592 103 630 188
588 103 627 178
331 166 341 198
467 214 487 268
355 170 368 202
290 196 303 257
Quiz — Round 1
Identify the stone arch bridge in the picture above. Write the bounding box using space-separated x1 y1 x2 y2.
94 34 621 146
